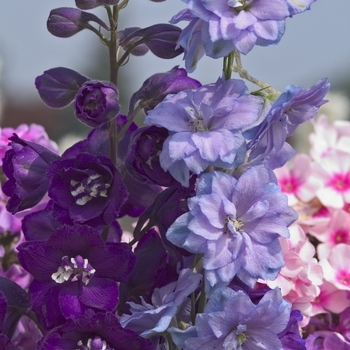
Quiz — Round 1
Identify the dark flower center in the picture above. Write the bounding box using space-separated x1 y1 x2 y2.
186 106 208 132
77 336 114 350
82 88 104 115
229 0 251 12
51 255 96 285
70 172 110 206
225 216 244 234
229 324 248 346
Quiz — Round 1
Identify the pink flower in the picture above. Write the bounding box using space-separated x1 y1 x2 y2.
311 281 350 315
320 244 350 291
309 115 350 161
311 150 350 209
275 153 317 206
265 224 323 326
308 209 350 259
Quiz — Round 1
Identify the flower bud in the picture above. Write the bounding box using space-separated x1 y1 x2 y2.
74 81 121 127
120 24 183 60
35 67 88 108
138 24 184 59
47 7 109 38
129 66 201 116
118 27 149 57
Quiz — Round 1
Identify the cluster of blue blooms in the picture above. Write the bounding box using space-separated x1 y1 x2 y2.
0 0 330 349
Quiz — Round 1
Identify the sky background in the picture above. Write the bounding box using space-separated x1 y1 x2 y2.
0 0 350 105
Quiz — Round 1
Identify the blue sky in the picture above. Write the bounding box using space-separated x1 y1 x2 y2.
0 0 350 103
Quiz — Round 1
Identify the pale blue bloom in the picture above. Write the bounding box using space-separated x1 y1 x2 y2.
166 167 297 292
170 287 291 350
144 78 262 187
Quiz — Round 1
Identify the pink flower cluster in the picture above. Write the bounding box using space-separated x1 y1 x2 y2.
270 114 350 345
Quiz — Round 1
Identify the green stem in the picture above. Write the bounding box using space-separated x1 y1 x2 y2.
166 332 175 350
197 276 206 314
118 0 129 10
223 51 235 80
190 291 196 325
231 51 279 95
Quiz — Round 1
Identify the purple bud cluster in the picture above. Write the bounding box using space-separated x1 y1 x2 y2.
0 0 327 348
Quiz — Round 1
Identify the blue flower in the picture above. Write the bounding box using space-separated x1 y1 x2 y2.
145 78 262 187
120 269 201 341
245 78 330 169
166 167 297 291
170 287 291 350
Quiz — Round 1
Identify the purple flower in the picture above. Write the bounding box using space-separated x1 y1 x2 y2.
144 78 262 187
170 287 291 350
17 225 136 330
47 152 127 227
278 310 306 350
74 80 121 127
47 7 109 38
37 310 155 350
166 167 297 291
126 126 181 187
2 134 60 214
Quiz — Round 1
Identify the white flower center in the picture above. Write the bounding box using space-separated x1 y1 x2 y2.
76 336 111 350
51 255 96 285
70 173 110 206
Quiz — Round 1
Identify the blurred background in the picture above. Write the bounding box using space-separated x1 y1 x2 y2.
0 0 350 149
